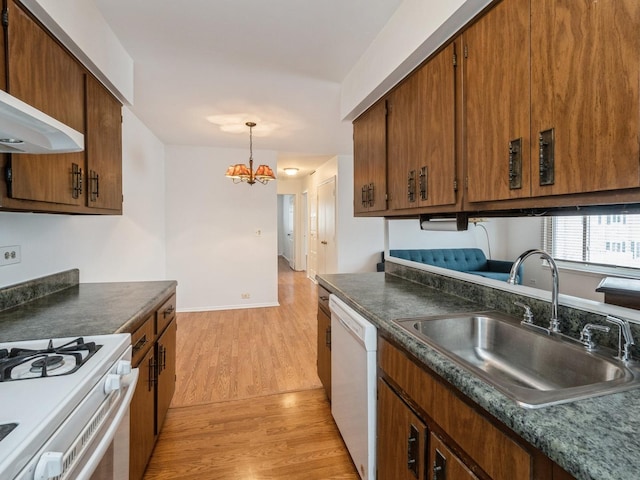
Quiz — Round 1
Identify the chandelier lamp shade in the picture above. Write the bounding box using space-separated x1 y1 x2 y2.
225 121 276 185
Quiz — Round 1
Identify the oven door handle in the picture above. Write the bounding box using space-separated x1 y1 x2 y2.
72 367 139 480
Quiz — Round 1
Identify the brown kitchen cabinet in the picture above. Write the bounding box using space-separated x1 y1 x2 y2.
353 99 387 215
462 0 531 203
378 336 576 480
387 42 457 213
317 285 331 400
529 0 640 197
377 378 428 480
129 291 177 480
85 75 123 212
0 0 123 214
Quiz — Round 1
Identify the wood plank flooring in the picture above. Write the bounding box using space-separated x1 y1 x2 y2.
143 257 358 479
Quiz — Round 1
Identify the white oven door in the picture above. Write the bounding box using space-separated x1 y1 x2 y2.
16 363 138 480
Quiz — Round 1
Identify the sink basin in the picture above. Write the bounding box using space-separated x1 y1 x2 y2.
395 312 640 408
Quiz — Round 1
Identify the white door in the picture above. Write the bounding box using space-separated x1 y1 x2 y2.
287 195 295 269
317 177 337 275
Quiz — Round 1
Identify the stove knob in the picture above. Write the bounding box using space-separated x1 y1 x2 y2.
104 373 121 394
34 451 63 480
116 359 132 376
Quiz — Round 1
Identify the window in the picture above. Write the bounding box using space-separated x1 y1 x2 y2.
543 215 640 270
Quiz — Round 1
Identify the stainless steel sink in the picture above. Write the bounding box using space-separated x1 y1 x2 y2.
395 311 640 408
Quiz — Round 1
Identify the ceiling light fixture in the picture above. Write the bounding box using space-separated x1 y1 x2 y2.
283 168 299 176
225 122 276 186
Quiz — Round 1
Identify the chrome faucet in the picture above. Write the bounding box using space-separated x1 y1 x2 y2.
606 315 635 363
508 249 560 333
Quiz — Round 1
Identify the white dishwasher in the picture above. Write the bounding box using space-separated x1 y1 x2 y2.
330 294 377 480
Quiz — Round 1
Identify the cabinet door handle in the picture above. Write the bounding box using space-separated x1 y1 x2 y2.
368 183 375 207
164 305 175 318
148 357 155 391
407 170 416 202
407 424 420 478
539 128 555 186
433 448 446 480
89 170 100 201
509 138 523 190
72 163 83 199
325 326 331 350
132 334 147 356
361 185 368 208
419 166 428 201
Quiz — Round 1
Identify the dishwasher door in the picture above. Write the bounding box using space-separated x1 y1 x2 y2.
330 295 376 480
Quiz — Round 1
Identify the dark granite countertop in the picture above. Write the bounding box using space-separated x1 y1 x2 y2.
318 272 640 480
0 281 177 341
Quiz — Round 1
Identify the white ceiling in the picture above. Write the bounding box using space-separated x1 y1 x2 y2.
93 0 402 178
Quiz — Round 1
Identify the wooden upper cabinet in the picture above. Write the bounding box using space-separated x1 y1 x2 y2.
6 0 84 131
4 0 86 207
530 0 640 197
463 0 531 203
86 75 123 212
388 42 457 211
353 100 387 215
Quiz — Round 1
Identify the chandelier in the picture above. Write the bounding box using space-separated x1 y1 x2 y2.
225 122 276 185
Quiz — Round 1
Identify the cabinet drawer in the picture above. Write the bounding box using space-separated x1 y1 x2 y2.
156 293 176 335
131 315 154 367
379 337 531 480
318 286 330 316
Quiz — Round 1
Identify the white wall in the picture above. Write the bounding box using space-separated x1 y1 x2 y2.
0 107 167 286
341 0 492 120
504 217 605 301
387 217 510 261
164 146 278 311
301 155 384 274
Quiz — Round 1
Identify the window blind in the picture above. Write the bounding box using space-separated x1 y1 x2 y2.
543 215 640 269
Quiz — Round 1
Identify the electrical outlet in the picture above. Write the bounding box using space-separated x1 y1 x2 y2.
0 245 21 266
241 293 251 299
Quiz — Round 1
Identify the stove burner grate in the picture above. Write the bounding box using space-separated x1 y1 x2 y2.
0 337 102 382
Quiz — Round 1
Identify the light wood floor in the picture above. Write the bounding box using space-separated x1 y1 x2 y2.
143 257 358 479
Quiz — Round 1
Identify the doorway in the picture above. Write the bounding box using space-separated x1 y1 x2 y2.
277 194 296 269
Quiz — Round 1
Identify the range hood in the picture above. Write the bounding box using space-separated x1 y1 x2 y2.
0 89 84 154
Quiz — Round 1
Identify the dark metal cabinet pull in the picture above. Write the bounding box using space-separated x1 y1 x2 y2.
419 166 428 201
539 128 555 186
367 183 375 207
148 357 155 391
361 185 368 207
325 326 331 350
407 424 420 478
71 163 83 199
407 170 416 202
132 335 147 355
509 138 523 190
89 170 100 201
433 448 446 480
164 305 175 318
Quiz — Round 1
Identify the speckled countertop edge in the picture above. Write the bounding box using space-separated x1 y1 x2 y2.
0 279 177 341
317 271 640 480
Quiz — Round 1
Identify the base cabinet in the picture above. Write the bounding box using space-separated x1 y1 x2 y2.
378 337 576 480
317 286 331 400
129 291 177 480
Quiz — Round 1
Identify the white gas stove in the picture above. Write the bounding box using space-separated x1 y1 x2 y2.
0 334 138 480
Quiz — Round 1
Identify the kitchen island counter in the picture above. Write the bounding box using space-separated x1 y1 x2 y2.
0 270 176 341
318 271 640 480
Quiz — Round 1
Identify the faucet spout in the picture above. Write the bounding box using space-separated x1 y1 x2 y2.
508 249 560 333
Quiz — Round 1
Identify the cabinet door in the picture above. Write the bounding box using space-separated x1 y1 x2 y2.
86 76 123 212
530 0 640 196
353 100 387 214
156 319 177 435
463 0 531 203
429 432 479 480
5 0 85 206
316 307 331 400
130 347 156 480
388 43 457 211
377 379 428 480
